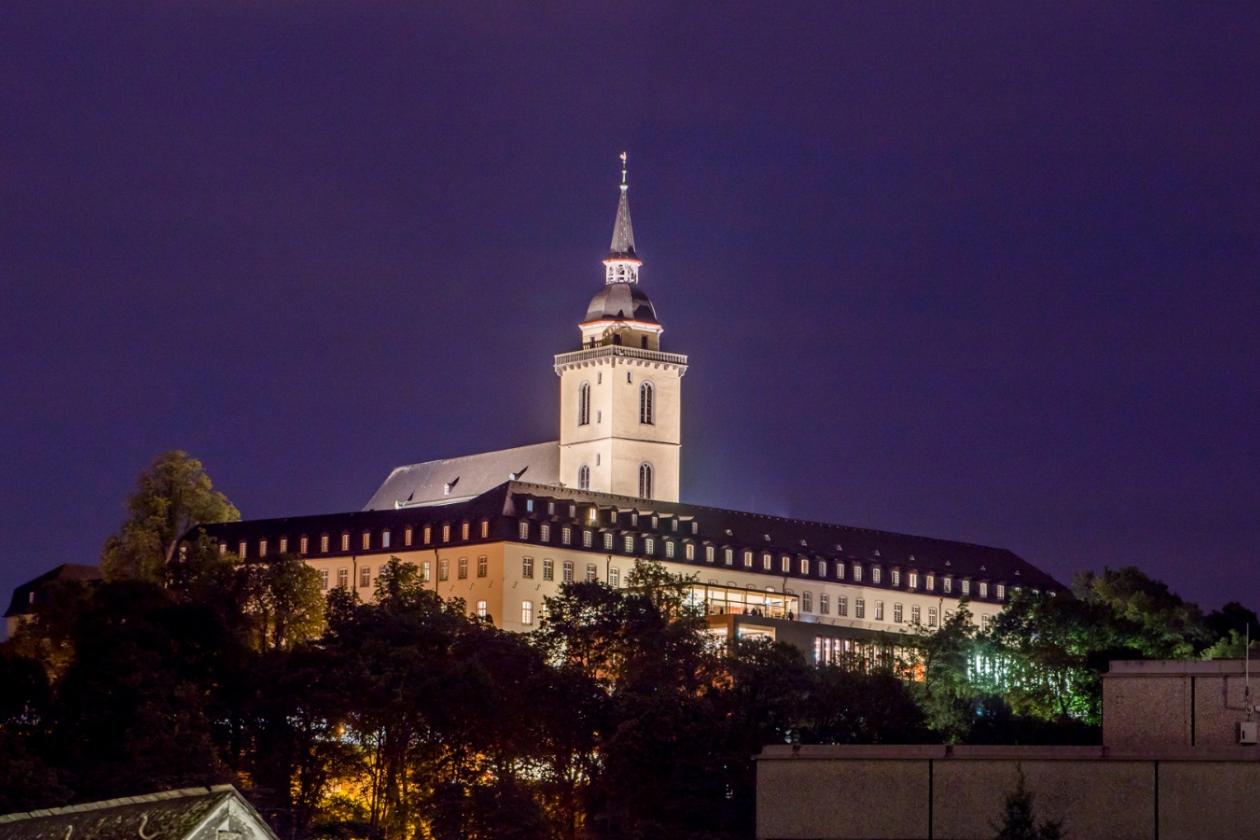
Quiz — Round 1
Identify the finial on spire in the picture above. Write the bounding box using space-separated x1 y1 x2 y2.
606 150 639 278
620 150 628 190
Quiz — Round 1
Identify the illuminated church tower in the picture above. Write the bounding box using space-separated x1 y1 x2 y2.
555 153 688 501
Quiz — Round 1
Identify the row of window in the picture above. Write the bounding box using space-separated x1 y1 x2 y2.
227 519 494 561
574 462 654 498
520 557 625 587
576 380 655 427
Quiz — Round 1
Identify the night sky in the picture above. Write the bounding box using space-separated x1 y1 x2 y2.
4 3 1259 620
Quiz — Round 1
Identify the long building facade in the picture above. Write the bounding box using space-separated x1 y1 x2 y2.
198 154 1063 663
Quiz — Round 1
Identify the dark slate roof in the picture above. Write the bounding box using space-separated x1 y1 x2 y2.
583 283 659 324
0 785 277 840
199 481 1063 602
362 442 559 511
4 564 101 619
607 183 636 260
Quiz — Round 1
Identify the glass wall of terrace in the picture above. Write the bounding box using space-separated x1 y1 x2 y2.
684 582 800 619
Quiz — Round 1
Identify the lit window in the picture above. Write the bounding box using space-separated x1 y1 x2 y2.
238 540 247 559
838 596 848 616
638 463 653 499
872 566 881 584
480 520 489 539
835 562 845 580
996 584 1005 600
337 568 348 589
578 382 591 426
891 569 900 587
853 564 862 583
610 567 620 587
961 579 971 596
874 601 884 621
300 535 309 554
340 532 350 552
562 560 574 583
541 523 551 542
928 608 938 627
646 537 656 555
319 569 329 590
893 603 903 623
780 555 790 573
855 598 865 619
382 530 391 549
423 525 432 544
908 571 918 589
362 532 371 551
477 556 487 578
762 553 772 571
526 499 534 513
278 536 287 553
518 520 530 540
802 592 813 613
926 573 934 591
259 539 268 558
404 527 413 547
522 557 534 579
911 605 921 624
438 558 449 581
441 524 450 542
639 381 654 425
585 563 597 582
724 548 733 566
665 540 674 558
689 544 699 561
360 567 371 588
944 576 953 594
817 560 827 577
624 535 635 553
521 600 534 626
583 530 593 548
819 593 830 614
562 527 571 545
477 600 487 619
461 521 470 540
979 581 989 599
604 533 614 550
578 465 591 490
421 561 431 583
458 557 468 579
542 558 553 581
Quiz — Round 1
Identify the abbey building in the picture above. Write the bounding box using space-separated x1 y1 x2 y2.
197 156 1062 662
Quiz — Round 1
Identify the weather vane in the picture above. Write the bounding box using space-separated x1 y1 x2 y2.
620 150 628 186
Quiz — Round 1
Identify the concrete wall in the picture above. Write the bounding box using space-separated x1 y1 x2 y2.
1104 660 1260 752
757 745 1260 840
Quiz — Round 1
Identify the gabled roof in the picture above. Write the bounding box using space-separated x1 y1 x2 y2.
362 442 559 511
0 785 278 840
4 564 101 619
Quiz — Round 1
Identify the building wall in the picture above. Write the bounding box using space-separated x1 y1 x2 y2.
756 745 1260 840
1103 660 1260 751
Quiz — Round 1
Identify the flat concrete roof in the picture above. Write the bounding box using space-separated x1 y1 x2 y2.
1106 659 1257 676
757 744 1260 762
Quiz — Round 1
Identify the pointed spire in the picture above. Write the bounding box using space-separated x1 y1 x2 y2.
608 150 637 261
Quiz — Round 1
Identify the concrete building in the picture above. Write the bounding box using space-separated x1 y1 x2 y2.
187 155 1063 660
756 659 1260 839
0 785 278 840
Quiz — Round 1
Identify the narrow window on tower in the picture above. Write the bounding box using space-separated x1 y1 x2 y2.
638 463 653 499
639 381 655 425
578 382 591 426
578 465 591 491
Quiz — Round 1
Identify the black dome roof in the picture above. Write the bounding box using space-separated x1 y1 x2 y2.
583 283 658 324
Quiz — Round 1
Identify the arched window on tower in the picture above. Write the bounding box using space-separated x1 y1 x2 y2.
638 463 653 499
578 465 591 490
578 382 591 426
639 381 655 425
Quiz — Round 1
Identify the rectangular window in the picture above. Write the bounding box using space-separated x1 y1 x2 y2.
853 564 862 583
926 573 934 591
405 526 414 547
300 535 309 554
817 560 827 577
563 560 574 583
979 581 989 599
586 563 597 582
610 567 621 587
360 567 371 588
337 568 348 589
562 526 572 545
541 523 551 542
340 533 350 552
441 524 451 543
423 525 432 544
522 557 534 579
855 598 865 619
219 541 227 556
521 600 534 626
996 583 1006 600
893 603 903 623
665 540 674 558
604 533 614 550
928 608 938 628
943 576 953 594
645 537 655 554
723 548 732 566
461 521 469 540
421 560 431 583
908 571 918 589
526 499 534 513
321 534 330 553
259 539 268 558
961 579 971 596
802 591 813 613
800 557 809 575
477 600 487 619
477 556 488 578
542 558 554 581
819 593 830 614
837 595 848 616
689 543 699 561
238 540 247 559
911 605 921 624
480 520 489 539
743 550 753 568
278 536 288 553
439 558 449 581
382 530 391 549
836 562 845 580
982 614 992 631
583 530 593 548
320 569 329 590
874 600 884 621
624 535 635 553
518 520 530 540
358 532 369 551
891 569 900 587
762 553 772 571
777 555 787 572
872 566 881 584
458 557 468 579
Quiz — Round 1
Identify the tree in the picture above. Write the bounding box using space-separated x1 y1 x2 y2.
101 450 240 582
238 554 325 652
1074 567 1209 657
915 602 980 741
992 767 1063 839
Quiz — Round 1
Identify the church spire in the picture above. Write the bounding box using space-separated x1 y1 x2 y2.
604 151 640 283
